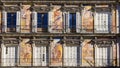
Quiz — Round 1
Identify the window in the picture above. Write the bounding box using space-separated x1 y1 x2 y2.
94 12 111 33
64 12 77 33
7 12 16 32
2 46 18 66
37 13 48 32
33 45 48 66
69 13 76 32
95 46 112 66
64 45 80 66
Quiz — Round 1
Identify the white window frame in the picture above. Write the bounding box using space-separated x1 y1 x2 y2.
94 11 111 33
1 44 18 66
2 11 20 33
33 44 48 66
95 44 113 66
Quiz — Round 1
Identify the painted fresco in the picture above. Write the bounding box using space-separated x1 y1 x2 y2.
50 39 63 66
21 5 31 33
82 39 94 66
113 42 117 66
82 6 93 33
111 9 116 33
50 6 63 33
20 39 32 66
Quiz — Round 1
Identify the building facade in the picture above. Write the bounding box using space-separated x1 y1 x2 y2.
0 0 119 67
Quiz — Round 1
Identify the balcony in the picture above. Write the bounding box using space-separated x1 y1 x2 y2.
0 25 117 36
0 58 117 67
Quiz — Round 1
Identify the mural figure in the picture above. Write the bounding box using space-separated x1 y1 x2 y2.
21 5 31 33
82 6 93 33
82 40 94 66
20 39 32 66
51 6 63 33
50 39 62 66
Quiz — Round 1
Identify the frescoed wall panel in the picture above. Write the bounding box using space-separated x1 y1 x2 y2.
20 39 32 66
82 6 94 33
113 42 117 66
49 6 63 33
50 38 63 66
111 9 116 33
82 39 94 66
21 5 31 33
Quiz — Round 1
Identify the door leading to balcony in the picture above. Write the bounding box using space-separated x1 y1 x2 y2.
33 45 48 66
7 12 16 32
64 45 80 66
94 12 111 33
2 46 18 66
95 46 112 66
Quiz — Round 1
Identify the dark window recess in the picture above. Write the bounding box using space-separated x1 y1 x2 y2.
69 13 76 32
37 13 48 32
43 54 45 61
6 47 8 54
7 13 16 32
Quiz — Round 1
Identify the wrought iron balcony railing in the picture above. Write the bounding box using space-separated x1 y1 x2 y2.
0 25 117 34
1 58 117 67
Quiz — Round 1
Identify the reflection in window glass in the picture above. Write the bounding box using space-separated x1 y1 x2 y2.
37 13 48 28
7 13 16 28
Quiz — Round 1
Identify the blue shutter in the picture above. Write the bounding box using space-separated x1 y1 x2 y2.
7 13 16 28
73 13 76 30
37 13 42 28
69 13 76 32
69 13 72 29
7 13 11 28
43 13 48 29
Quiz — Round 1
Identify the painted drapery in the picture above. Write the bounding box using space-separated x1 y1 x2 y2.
50 39 63 66
21 5 31 33
82 6 94 33
50 6 63 33
82 39 94 66
20 39 32 66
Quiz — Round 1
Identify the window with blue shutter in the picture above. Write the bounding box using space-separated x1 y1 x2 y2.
43 13 48 29
7 12 16 32
37 13 48 32
69 13 76 32
37 13 42 28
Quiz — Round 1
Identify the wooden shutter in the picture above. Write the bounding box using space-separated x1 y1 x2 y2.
76 12 81 33
48 11 52 33
32 11 37 33
16 11 20 32
2 11 7 32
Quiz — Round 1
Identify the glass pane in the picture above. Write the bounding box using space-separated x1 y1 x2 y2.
7 13 16 28
73 13 76 29
37 13 42 28
69 14 72 28
37 13 48 29
43 13 48 28
69 13 76 29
